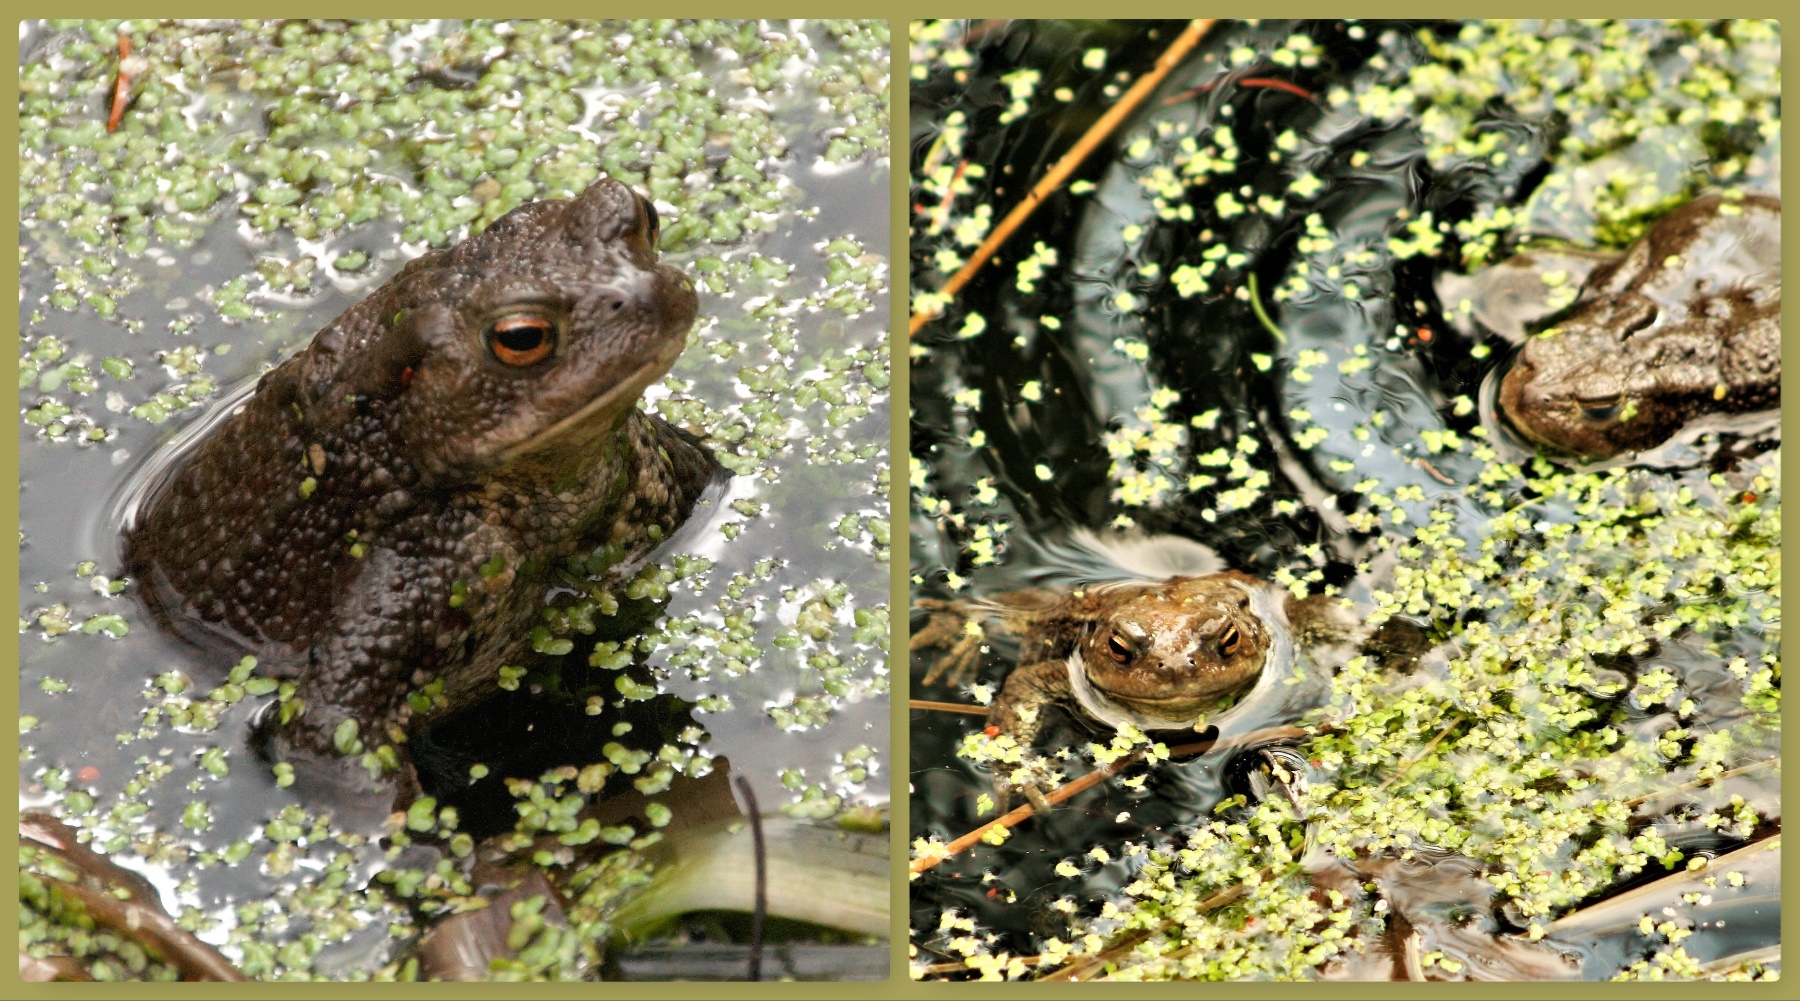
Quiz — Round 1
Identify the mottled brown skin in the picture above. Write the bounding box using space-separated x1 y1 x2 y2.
125 177 721 789
914 572 1284 808
991 574 1267 742
1499 194 1781 459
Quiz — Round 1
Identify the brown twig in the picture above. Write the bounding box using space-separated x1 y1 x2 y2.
1414 457 1456 485
1374 713 1463 794
910 699 990 716
909 19 1217 337
1237 77 1314 100
923 160 969 235
1400 928 1428 982
1031 881 1255 982
1168 724 1309 760
21 814 247 982
910 723 1311 875
1035 929 1154 982
1696 944 1781 978
1547 835 1779 938
1162 72 1316 108
911 753 1138 875
1621 757 1778 810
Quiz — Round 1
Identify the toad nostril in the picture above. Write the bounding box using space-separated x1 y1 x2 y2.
599 272 661 317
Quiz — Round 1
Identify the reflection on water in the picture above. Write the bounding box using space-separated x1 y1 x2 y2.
910 19 1779 982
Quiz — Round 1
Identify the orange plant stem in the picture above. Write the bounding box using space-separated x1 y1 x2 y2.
909 699 990 716
107 34 132 133
910 752 1139 875
909 19 1216 337
908 723 1310 876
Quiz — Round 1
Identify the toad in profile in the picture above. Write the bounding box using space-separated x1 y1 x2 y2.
1497 194 1780 459
125 177 722 790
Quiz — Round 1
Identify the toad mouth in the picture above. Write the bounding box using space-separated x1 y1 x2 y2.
499 333 687 464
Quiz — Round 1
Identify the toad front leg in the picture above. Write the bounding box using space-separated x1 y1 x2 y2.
984 657 1074 813
910 598 990 686
912 590 1061 687
256 546 472 798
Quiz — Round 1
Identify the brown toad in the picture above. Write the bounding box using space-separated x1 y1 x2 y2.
919 572 1278 737
914 571 1333 808
1497 194 1780 459
123 177 722 791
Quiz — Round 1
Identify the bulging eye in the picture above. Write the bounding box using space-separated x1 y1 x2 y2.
1579 396 1623 423
636 192 660 248
487 312 556 367
1219 624 1241 657
1105 633 1132 664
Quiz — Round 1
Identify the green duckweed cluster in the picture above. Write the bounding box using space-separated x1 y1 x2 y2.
1390 19 1781 259
21 19 883 257
914 447 1779 982
908 20 1778 542
19 845 183 982
21 18 889 981
21 17 889 443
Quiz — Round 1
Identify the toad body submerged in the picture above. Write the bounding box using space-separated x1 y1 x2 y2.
1497 194 1781 460
916 573 1286 742
912 570 1369 807
124 177 721 787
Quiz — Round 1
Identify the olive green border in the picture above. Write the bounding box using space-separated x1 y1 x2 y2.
4 7 1792 999
889 15 914 991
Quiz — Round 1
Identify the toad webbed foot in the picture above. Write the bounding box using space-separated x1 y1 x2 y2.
250 694 420 823
980 657 1077 813
910 599 989 687
993 757 1060 816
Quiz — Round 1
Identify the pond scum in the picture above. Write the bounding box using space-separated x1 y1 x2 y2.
913 448 1779 981
908 20 1778 982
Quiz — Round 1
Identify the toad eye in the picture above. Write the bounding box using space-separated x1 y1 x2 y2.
1578 395 1623 423
1219 624 1241 657
1104 632 1132 664
487 313 556 367
636 192 660 248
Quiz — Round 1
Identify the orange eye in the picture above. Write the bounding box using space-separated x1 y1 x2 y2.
1220 625 1241 656
1578 394 1623 423
1105 633 1131 663
488 313 555 366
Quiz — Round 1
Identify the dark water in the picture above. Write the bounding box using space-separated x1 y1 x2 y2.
19 18 889 979
909 19 1778 981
